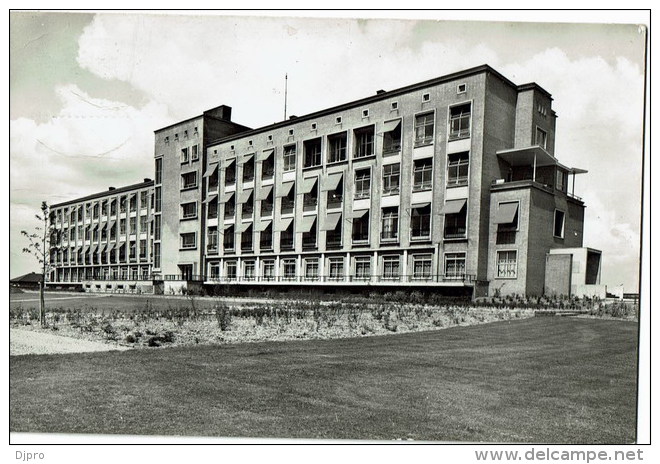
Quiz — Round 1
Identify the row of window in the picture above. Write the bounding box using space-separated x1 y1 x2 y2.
54 266 152 282
212 103 471 178
51 239 151 266
208 253 465 282
51 192 151 225
180 144 200 164
51 215 150 245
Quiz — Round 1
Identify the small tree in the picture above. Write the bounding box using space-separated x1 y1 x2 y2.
21 201 54 327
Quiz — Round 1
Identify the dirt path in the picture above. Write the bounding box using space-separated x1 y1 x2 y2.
10 328 129 356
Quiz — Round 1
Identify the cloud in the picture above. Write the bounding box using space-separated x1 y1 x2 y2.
10 84 171 277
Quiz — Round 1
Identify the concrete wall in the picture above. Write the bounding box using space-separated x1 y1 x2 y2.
544 254 572 296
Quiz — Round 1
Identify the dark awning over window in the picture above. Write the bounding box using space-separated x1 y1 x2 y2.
221 191 235 203
493 202 519 224
203 194 218 204
381 119 401 133
256 185 273 201
320 212 342 231
321 173 343 191
440 199 466 215
203 163 219 178
106 242 115 252
277 182 295 197
300 177 317 194
237 189 253 204
235 222 253 233
255 220 272 232
274 217 294 232
258 148 274 162
240 154 254 164
298 215 317 233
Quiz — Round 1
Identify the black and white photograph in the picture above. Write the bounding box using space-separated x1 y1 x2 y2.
8 9 650 456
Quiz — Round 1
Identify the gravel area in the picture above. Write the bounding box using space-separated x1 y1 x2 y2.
10 328 130 356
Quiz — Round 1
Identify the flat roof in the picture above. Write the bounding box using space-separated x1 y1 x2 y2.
207 64 553 146
51 180 154 208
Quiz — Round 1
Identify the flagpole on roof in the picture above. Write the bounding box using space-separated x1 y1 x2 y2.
284 73 288 121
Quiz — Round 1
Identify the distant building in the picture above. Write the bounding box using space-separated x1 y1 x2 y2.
10 272 42 290
47 64 601 297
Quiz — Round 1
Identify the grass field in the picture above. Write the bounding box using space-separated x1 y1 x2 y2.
10 317 638 442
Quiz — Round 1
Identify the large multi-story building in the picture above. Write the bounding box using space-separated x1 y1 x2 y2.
47 64 602 297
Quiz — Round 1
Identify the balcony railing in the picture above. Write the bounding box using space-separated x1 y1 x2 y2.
413 181 432 192
326 234 342 249
354 190 370 200
444 228 467 239
447 176 468 187
448 128 470 141
382 142 402 154
200 273 476 284
414 136 433 147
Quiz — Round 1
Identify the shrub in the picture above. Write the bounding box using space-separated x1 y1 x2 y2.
215 303 232 331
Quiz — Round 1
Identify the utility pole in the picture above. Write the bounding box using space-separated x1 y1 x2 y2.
284 73 288 121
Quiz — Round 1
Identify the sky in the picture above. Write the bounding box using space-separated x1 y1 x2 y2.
9 11 648 291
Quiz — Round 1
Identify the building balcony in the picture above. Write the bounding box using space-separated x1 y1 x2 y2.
201 273 476 285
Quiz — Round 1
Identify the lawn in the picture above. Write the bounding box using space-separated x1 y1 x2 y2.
10 317 638 443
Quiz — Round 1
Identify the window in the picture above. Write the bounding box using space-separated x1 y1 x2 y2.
154 216 161 240
140 192 148 210
382 120 402 154
181 171 198 189
422 93 430 102
457 83 467 94
449 103 471 140
326 214 342 248
181 202 197 219
352 211 369 243
242 157 255 182
288 129 294 136
302 218 317 249
411 205 431 240
445 253 466 280
554 210 565 238
283 145 296 171
225 160 236 185
262 260 275 281
536 127 547 149
181 147 189 163
282 259 296 281
354 256 371 280
354 168 371 199
354 126 375 158
327 177 343 210
413 254 433 280
139 215 148 232
327 132 347 163
208 197 218 219
139 239 147 260
262 152 274 179
336 116 342 124
129 241 136 261
207 227 218 253
153 242 161 268
311 122 317 130
226 262 237 280
129 216 136 234
244 261 255 280
382 164 400 195
155 187 162 213
223 225 235 250
209 263 220 279
129 195 137 212
556 170 565 191
304 259 319 280
391 101 398 110
281 222 294 250
382 256 400 280
303 179 318 211
328 258 344 280
181 233 196 249
260 224 273 250
413 159 433 191
444 207 467 239
362 109 369 118
241 224 253 251
497 250 518 278
241 192 254 218
381 207 399 241
93 203 99 219
303 138 322 168
447 152 469 187
414 112 434 146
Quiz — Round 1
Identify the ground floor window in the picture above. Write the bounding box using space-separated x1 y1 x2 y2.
444 253 466 280
412 254 433 280
262 260 275 280
304 258 319 280
328 258 344 280
354 256 371 280
244 261 255 280
226 261 237 280
497 250 518 278
382 255 400 280
282 259 296 281
209 263 220 279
